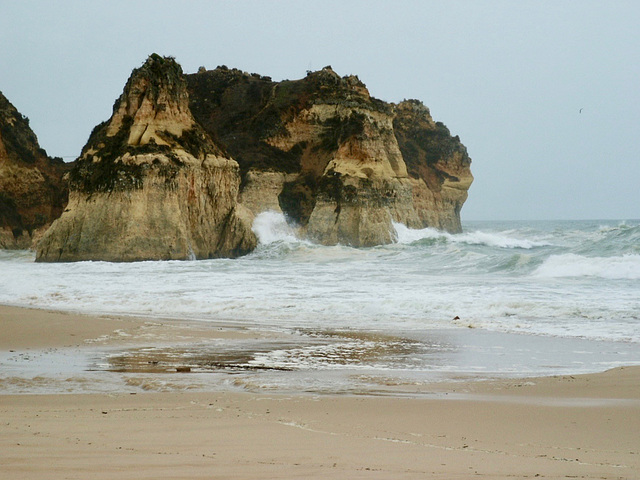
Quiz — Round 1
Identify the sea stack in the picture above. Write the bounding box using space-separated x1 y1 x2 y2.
187 65 473 246
0 91 70 249
36 54 256 262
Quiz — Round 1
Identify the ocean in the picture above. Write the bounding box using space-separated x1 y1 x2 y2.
1 214 639 394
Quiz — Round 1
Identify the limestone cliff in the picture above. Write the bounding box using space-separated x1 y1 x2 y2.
393 100 473 233
187 65 472 245
36 54 256 262
0 91 70 248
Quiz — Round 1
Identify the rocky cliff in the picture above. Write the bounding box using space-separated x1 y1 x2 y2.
36 55 256 262
187 65 472 245
9 56 472 260
393 100 473 233
0 91 70 248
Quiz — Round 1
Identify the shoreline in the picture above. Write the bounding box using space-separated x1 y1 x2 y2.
3 303 640 397
2 303 640 393
0 304 278 350
2 305 640 478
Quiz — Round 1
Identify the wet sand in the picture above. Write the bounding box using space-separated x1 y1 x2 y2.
1 305 639 479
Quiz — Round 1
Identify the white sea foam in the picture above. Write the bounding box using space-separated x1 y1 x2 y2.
1 220 639 346
3 219 640 395
252 210 300 244
392 222 550 249
391 222 443 244
598 221 632 233
457 230 551 249
533 253 640 279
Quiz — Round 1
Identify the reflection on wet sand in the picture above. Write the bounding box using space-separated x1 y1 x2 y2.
102 329 439 377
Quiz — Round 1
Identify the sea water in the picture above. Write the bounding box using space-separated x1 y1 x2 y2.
1 214 639 394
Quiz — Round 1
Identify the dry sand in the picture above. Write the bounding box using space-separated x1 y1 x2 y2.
1 305 639 479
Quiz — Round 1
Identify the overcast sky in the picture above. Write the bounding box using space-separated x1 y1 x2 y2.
1 1 638 221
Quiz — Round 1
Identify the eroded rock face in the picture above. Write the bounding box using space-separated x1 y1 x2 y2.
239 170 296 215
393 100 473 233
269 101 421 246
0 91 70 248
36 55 256 262
188 66 473 245
16 57 472 259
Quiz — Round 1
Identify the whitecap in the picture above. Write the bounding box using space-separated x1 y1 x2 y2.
456 230 550 249
392 222 445 244
392 222 550 249
252 210 300 245
533 253 640 279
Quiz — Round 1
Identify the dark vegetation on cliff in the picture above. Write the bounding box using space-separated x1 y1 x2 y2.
69 55 223 194
69 116 144 193
187 65 400 225
0 116 41 166
186 66 385 176
393 99 471 189
2 54 472 247
275 109 369 226
0 91 69 239
187 66 301 174
186 66 472 227
69 116 190 194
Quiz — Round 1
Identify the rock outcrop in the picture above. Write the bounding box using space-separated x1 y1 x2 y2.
9 56 472 260
0 91 70 248
36 55 256 262
393 100 473 233
187 65 473 245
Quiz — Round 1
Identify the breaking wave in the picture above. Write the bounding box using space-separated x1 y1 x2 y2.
252 210 301 245
534 253 640 280
1 218 639 344
392 222 550 249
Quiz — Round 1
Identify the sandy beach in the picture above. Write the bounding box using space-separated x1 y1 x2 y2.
1 305 639 479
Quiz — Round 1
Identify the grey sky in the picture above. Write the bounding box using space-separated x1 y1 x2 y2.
1 0 638 221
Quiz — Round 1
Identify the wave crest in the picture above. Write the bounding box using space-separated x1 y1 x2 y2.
533 253 640 279
252 211 300 245
392 222 549 249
